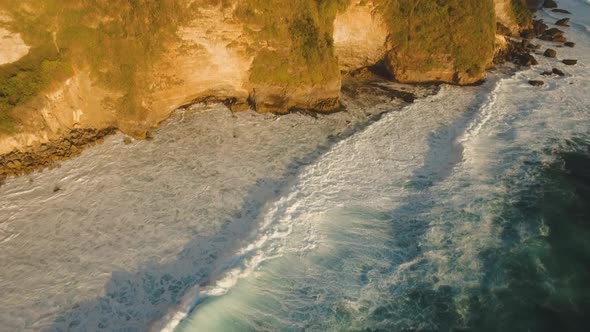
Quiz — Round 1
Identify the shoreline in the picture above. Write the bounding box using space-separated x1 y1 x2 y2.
0 73 439 186
0 127 116 184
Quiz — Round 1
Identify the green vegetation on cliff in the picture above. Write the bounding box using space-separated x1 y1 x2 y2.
0 45 72 132
510 0 533 26
378 0 496 82
236 0 350 88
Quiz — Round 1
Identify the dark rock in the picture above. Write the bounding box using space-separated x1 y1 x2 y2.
533 20 548 36
529 80 545 87
555 18 570 27
543 27 565 37
545 27 565 35
515 54 539 66
541 71 553 76
563 59 578 65
520 29 536 40
564 41 575 47
497 23 512 36
541 28 566 42
552 68 565 76
543 49 557 58
496 39 531 65
553 35 568 43
543 0 557 8
145 131 154 141
527 43 542 50
552 9 571 14
0 127 117 181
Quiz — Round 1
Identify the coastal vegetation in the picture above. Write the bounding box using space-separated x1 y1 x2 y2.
237 0 350 87
378 0 497 81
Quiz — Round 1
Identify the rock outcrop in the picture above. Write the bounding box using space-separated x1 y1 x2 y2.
333 0 388 72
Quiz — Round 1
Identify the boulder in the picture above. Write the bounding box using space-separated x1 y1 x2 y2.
563 59 577 65
555 18 570 27
543 49 557 58
545 27 565 36
529 80 545 87
541 71 553 76
540 28 565 42
564 42 575 47
552 68 565 76
527 43 542 50
520 29 536 40
543 0 557 8
552 9 571 14
533 20 548 36
515 54 539 66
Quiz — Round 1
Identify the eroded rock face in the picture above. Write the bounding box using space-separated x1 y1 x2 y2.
496 0 523 35
333 0 388 72
132 5 253 135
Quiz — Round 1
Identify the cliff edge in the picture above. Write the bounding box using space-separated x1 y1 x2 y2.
0 0 531 178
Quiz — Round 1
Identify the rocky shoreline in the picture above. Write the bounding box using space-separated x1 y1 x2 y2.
0 128 116 184
0 54 533 185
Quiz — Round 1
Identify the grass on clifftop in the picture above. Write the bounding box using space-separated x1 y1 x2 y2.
377 0 496 80
235 0 350 87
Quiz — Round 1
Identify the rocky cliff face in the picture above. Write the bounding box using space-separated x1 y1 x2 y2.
0 0 530 160
333 0 389 72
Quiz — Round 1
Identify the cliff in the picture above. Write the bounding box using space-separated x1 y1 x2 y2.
0 0 531 168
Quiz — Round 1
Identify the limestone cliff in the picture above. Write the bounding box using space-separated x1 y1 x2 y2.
333 0 389 72
0 0 532 161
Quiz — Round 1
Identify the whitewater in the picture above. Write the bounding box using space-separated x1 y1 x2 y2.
1 1 589 331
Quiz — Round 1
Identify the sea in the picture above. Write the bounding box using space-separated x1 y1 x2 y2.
0 1 589 331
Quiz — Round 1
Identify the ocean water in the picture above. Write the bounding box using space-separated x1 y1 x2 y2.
0 1 589 331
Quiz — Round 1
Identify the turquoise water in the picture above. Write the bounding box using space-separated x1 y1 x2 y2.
175 2 590 331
